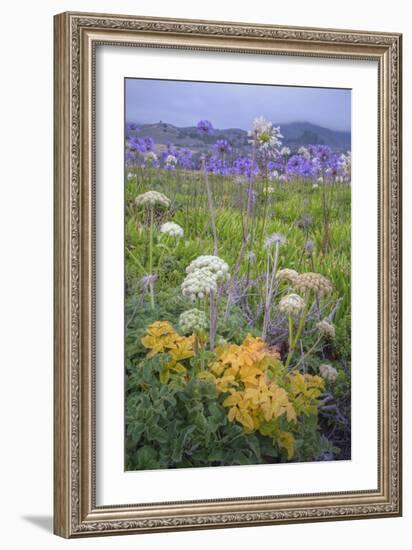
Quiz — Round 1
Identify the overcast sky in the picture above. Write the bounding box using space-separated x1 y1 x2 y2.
125 78 351 132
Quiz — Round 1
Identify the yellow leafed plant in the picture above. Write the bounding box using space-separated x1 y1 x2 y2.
286 372 325 416
141 321 195 383
141 326 325 460
198 335 325 460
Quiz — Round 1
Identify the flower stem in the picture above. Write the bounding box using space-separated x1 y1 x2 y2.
285 291 311 369
126 247 147 274
259 158 269 249
288 314 294 351
148 206 155 309
209 290 216 352
291 335 323 372
262 242 279 340
203 162 218 255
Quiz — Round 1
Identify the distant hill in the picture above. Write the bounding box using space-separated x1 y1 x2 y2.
127 121 351 155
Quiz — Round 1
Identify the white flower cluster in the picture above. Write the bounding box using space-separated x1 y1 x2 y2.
160 222 184 238
276 268 299 285
181 268 218 301
319 364 338 383
298 146 311 160
135 190 171 209
278 293 305 317
340 151 351 181
165 154 177 167
316 319 336 339
294 272 333 298
248 116 283 152
280 146 291 157
145 151 158 164
182 255 230 301
178 308 208 335
186 255 230 284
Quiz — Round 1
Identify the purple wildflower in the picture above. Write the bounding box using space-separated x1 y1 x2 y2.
311 145 333 165
126 122 139 133
286 155 313 178
197 120 213 135
206 155 230 176
213 139 232 155
139 137 154 152
231 156 258 179
128 136 154 154
177 147 194 169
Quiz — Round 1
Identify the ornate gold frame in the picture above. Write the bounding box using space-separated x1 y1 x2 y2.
53 11 402 538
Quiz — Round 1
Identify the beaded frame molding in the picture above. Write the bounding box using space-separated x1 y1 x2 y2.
54 11 402 538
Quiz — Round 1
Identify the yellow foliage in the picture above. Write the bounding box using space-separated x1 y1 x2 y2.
222 375 296 433
201 335 325 460
141 321 177 357
210 334 282 393
287 372 325 416
141 326 324 461
278 431 295 460
204 335 298 458
141 321 195 380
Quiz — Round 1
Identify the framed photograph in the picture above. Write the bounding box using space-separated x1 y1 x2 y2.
53 11 402 538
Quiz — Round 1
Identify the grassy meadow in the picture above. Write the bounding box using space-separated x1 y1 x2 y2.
124 151 351 470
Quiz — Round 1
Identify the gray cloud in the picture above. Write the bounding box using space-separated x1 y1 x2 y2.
126 78 351 132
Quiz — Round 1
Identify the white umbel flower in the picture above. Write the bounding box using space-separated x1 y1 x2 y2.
319 364 338 383
135 190 170 208
298 146 311 160
294 272 333 298
340 151 351 180
181 268 218 301
248 116 283 152
278 293 305 316
316 319 336 339
160 222 184 238
165 154 177 166
276 268 299 285
186 255 230 283
179 309 208 334
145 151 158 164
280 146 291 157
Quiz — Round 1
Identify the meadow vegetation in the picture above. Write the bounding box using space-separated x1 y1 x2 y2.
125 118 351 469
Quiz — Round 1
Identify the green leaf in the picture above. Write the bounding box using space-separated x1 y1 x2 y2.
136 446 159 469
128 422 145 445
159 368 170 384
147 425 169 445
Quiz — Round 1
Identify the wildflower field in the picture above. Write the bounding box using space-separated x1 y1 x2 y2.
125 115 351 470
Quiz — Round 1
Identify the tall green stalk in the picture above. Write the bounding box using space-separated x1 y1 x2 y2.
202 160 218 255
285 291 312 369
291 335 323 372
148 206 155 309
259 156 270 250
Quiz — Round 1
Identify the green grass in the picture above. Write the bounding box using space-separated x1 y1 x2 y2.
125 168 351 329
125 167 352 465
